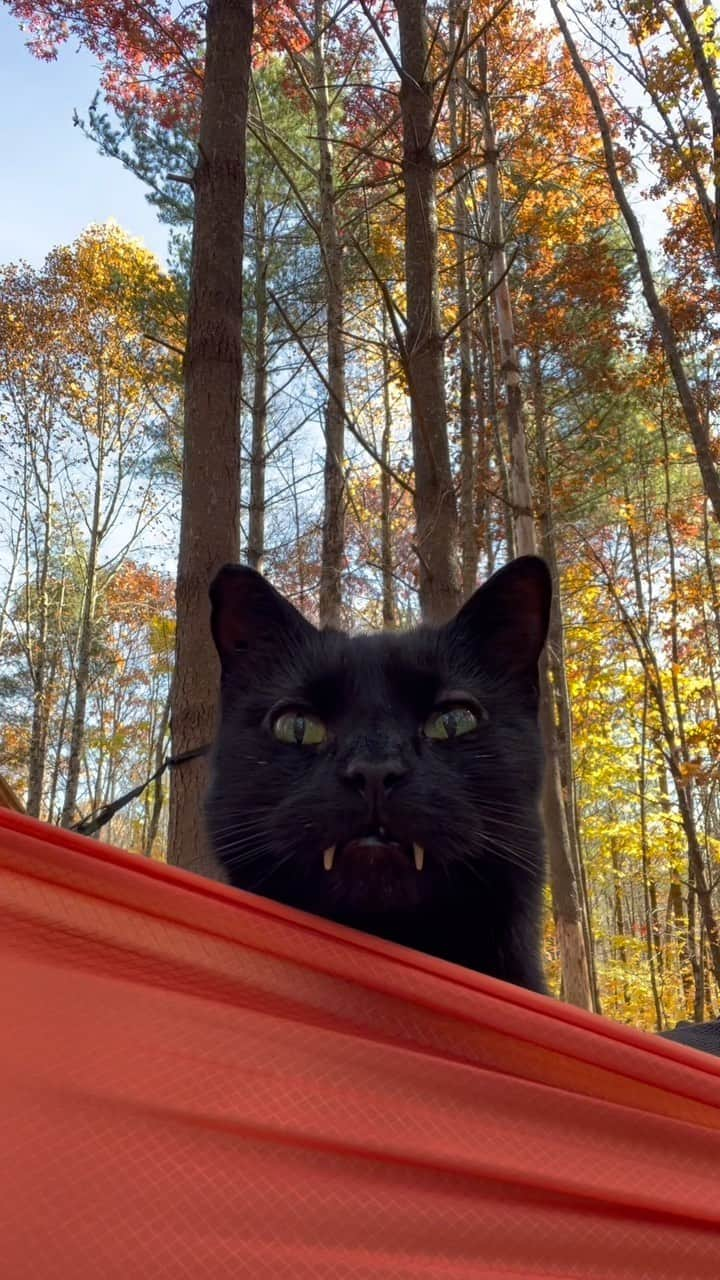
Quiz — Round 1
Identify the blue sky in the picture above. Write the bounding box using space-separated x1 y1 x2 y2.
0 7 169 267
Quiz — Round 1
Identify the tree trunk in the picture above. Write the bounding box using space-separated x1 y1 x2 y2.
395 0 461 622
610 837 630 1007
314 0 346 627
48 660 71 823
381 323 396 628
25 441 53 818
533 354 599 1010
247 183 268 574
144 687 171 858
687 863 705 1021
482 294 514 560
552 0 720 526
449 10 477 596
668 869 693 1007
639 682 665 1029
168 0 252 876
471 332 492 575
539 682 592 1008
479 55 592 1008
479 49 535 554
60 428 104 827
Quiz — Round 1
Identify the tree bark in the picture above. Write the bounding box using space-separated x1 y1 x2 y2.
610 837 631 1007
168 0 252 876
482 293 515 559
533 354 599 1011
60 425 104 827
313 0 347 627
448 8 477 596
381 322 396 628
639 682 665 1029
668 868 693 1007
25 424 53 818
395 0 461 622
687 862 705 1021
247 183 268 574
539 678 593 1008
478 53 592 1008
479 49 535 555
552 0 720 526
144 687 171 858
471 332 492 574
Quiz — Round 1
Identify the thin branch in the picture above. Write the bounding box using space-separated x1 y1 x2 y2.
142 332 185 358
268 286 415 496
441 245 519 341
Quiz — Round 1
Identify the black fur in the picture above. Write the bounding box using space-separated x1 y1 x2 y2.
206 556 552 992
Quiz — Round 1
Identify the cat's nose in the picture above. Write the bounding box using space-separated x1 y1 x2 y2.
343 758 408 807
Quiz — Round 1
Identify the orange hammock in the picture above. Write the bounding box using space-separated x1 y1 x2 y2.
1 808 720 1279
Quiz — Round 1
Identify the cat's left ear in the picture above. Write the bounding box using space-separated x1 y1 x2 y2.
448 555 552 679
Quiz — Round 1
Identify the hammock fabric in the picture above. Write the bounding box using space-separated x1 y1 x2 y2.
2 809 720 1279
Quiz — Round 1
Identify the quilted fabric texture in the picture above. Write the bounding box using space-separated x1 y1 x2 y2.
1 809 720 1279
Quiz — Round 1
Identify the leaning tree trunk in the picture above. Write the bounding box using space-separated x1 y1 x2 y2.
313 0 347 628
168 0 253 876
479 49 593 1009
395 0 461 623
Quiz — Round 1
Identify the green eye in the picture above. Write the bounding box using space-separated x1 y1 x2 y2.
424 706 479 741
272 710 327 746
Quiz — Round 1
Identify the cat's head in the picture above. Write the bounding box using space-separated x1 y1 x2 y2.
205 557 551 964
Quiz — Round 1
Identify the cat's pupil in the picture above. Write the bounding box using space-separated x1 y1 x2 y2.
443 711 458 739
293 715 305 745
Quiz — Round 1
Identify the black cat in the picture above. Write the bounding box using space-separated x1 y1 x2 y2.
206 556 552 993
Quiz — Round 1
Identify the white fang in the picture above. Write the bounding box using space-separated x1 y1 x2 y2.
323 846 336 871
413 843 425 872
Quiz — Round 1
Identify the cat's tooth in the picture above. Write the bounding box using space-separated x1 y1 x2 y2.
323 845 336 872
413 843 425 872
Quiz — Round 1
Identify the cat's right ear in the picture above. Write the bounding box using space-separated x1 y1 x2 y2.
209 564 315 676
448 555 552 682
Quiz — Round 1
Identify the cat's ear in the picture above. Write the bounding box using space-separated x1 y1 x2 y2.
209 564 316 675
449 556 551 678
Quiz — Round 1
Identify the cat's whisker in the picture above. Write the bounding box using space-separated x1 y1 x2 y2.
213 837 278 862
213 827 271 844
481 814 543 835
249 847 302 890
443 828 541 875
482 839 543 876
471 798 539 816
